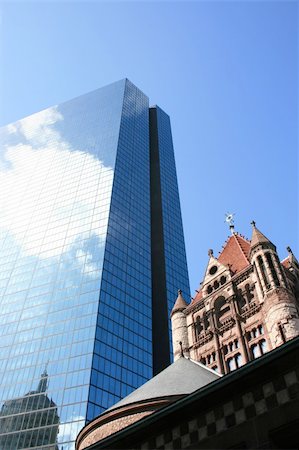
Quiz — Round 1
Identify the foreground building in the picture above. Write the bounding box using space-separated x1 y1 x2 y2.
76 223 299 449
0 80 190 449
171 222 299 373
76 337 299 449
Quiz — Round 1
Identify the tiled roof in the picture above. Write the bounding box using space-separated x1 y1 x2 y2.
192 289 203 303
218 233 250 275
190 234 251 306
281 258 290 269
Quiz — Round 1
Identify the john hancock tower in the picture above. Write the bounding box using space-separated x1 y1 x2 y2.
0 79 190 449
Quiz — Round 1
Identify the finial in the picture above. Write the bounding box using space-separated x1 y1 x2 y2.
287 246 292 254
225 213 235 234
251 220 256 227
178 289 182 295
179 341 184 357
208 249 213 257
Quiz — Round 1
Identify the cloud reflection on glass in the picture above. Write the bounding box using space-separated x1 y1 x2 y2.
0 82 124 450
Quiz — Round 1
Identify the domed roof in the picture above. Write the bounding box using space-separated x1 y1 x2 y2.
108 356 221 412
76 357 221 450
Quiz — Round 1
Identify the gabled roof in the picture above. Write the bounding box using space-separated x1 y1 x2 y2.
190 233 251 307
218 233 250 275
108 357 220 412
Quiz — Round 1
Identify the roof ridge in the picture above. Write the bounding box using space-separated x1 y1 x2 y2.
233 233 250 264
189 358 223 376
217 236 231 258
235 232 250 243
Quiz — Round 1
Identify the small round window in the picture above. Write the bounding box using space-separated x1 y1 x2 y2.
209 265 218 275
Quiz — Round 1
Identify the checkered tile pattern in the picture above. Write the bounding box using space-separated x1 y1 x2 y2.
138 368 299 449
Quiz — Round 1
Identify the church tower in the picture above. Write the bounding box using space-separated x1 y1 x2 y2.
171 290 190 360
249 222 299 347
171 220 299 374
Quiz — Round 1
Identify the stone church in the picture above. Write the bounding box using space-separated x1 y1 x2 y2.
171 221 299 374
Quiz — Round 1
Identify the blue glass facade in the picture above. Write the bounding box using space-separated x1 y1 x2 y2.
0 80 190 449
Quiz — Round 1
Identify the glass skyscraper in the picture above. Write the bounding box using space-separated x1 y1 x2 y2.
0 79 190 450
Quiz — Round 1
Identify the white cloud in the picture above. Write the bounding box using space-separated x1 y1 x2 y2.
6 123 17 134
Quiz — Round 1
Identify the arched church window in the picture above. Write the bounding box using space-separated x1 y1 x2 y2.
251 344 260 359
203 313 210 330
220 276 227 285
273 253 288 286
237 288 246 310
244 283 254 304
257 255 270 288
214 296 230 328
227 358 236 372
235 353 243 368
259 339 267 355
265 252 280 287
207 285 213 294
214 280 219 290
195 316 203 338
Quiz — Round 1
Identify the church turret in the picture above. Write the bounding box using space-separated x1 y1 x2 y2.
250 221 288 291
171 290 190 361
249 221 299 347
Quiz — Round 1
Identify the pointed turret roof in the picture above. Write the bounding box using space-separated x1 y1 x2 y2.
250 221 275 251
171 290 188 316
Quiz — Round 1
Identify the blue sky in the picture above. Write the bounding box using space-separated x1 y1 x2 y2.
1 1 298 295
